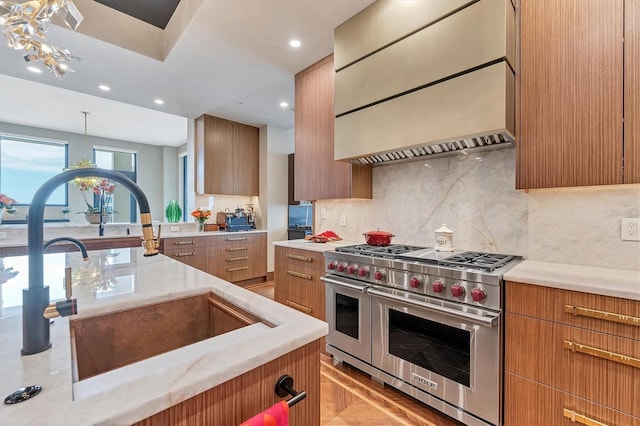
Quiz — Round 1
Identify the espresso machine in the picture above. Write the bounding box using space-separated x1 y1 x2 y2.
224 206 253 231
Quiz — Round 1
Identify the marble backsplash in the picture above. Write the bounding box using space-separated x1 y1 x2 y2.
315 149 640 271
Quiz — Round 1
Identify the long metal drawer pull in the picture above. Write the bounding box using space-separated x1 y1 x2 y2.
286 270 312 280
286 253 312 262
174 252 195 257
175 240 195 245
286 299 312 314
564 305 640 327
227 246 248 252
227 266 249 272
563 408 608 426
320 276 369 293
227 237 248 241
563 340 640 368
367 288 498 327
227 256 249 262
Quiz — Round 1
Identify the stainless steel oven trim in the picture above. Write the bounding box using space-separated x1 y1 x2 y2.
320 276 369 292
368 286 499 327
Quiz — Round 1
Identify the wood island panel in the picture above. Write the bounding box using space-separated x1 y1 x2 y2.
625 0 640 183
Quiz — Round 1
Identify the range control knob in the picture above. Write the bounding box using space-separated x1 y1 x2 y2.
409 276 423 288
327 261 338 270
432 280 445 293
337 263 348 272
358 266 370 277
374 270 386 281
347 264 358 275
471 288 487 302
451 284 465 298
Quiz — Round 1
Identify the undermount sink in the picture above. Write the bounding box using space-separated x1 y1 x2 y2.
69 292 272 382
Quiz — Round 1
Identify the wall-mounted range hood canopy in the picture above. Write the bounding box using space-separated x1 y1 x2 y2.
333 0 515 166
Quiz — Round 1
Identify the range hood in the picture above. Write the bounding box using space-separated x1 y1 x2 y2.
333 0 515 166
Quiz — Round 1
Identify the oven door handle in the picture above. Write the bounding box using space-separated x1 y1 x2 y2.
367 288 499 327
320 276 369 293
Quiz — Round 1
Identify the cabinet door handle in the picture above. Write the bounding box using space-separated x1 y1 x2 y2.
227 237 248 241
285 299 312 314
175 240 195 245
227 266 249 272
563 340 640 368
174 252 196 257
563 408 608 426
564 304 640 327
286 253 312 262
227 246 248 252
227 256 249 262
286 270 312 280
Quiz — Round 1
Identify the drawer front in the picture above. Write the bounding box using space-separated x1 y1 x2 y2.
274 262 325 321
207 252 266 283
162 237 204 251
162 247 204 270
206 233 266 256
275 247 325 271
507 281 640 339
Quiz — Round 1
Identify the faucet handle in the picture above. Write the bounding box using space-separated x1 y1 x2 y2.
64 267 72 300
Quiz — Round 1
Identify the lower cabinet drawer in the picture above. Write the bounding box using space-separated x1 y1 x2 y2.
274 262 325 321
162 248 204 270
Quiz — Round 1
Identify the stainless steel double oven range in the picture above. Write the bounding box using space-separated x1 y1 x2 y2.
321 244 522 426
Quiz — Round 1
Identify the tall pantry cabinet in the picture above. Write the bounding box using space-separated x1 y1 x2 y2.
516 0 639 188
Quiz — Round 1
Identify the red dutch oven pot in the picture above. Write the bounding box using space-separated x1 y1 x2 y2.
363 229 395 246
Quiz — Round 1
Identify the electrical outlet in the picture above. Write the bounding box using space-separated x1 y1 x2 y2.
621 218 640 241
0 232 6 239
170 225 180 232
321 208 327 219
339 214 347 227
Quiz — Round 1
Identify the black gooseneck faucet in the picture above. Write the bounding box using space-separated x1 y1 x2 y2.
22 168 159 355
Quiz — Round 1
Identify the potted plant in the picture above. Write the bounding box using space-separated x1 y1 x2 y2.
0 193 17 225
191 207 211 232
76 177 117 224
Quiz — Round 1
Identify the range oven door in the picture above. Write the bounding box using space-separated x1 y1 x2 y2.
322 275 372 363
369 286 502 426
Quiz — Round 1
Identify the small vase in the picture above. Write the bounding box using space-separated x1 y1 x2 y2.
198 221 205 232
85 212 111 224
165 200 182 223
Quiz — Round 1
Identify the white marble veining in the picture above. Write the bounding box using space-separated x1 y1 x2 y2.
0 248 326 425
272 239 357 253
316 148 529 255
504 260 640 301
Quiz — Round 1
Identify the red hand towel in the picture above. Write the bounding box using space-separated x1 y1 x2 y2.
239 400 289 426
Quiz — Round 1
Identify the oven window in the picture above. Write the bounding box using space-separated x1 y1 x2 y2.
335 294 359 339
388 309 470 387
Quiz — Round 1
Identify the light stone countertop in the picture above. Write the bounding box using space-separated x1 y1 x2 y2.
0 247 326 425
272 239 357 253
503 260 640 301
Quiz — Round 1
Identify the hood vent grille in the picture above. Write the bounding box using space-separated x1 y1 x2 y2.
350 131 515 166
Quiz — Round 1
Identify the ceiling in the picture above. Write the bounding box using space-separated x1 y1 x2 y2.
0 0 374 147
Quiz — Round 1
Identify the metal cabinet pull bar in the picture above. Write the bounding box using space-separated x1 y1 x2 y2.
285 299 312 314
286 253 312 262
563 340 640 368
320 276 369 293
564 305 640 327
563 408 608 426
174 252 195 257
227 266 249 272
226 246 248 252
286 270 312 280
175 240 195 245
227 256 249 262
227 237 248 241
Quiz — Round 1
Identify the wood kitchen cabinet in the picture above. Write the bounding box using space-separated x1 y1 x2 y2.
195 114 259 196
274 246 326 350
160 236 205 271
294 54 371 202
516 0 640 188
504 281 640 425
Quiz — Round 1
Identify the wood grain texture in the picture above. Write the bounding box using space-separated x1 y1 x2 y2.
625 0 640 183
134 340 321 426
294 54 372 201
233 122 260 195
517 0 624 188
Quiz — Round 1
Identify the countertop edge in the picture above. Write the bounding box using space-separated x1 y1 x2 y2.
503 260 640 301
273 239 356 253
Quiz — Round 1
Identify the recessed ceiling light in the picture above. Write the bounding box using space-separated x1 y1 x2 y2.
289 39 301 48
154 99 164 105
27 66 42 74
98 84 111 91
279 101 289 108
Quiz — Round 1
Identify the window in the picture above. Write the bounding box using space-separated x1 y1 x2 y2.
0 134 68 206
93 147 137 223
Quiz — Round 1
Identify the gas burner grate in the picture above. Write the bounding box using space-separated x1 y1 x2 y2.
336 244 426 257
439 251 515 271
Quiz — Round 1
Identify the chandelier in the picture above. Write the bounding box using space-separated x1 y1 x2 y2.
0 0 84 78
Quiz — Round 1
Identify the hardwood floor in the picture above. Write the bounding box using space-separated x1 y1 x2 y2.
247 282 463 426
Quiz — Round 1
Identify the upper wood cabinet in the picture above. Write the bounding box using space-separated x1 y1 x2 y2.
195 114 259 196
516 0 639 188
294 54 371 201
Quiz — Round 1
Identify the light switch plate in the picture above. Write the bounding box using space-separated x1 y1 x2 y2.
321 208 327 219
339 215 347 227
621 218 640 241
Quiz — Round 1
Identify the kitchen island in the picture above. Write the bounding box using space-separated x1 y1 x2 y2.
0 247 326 425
